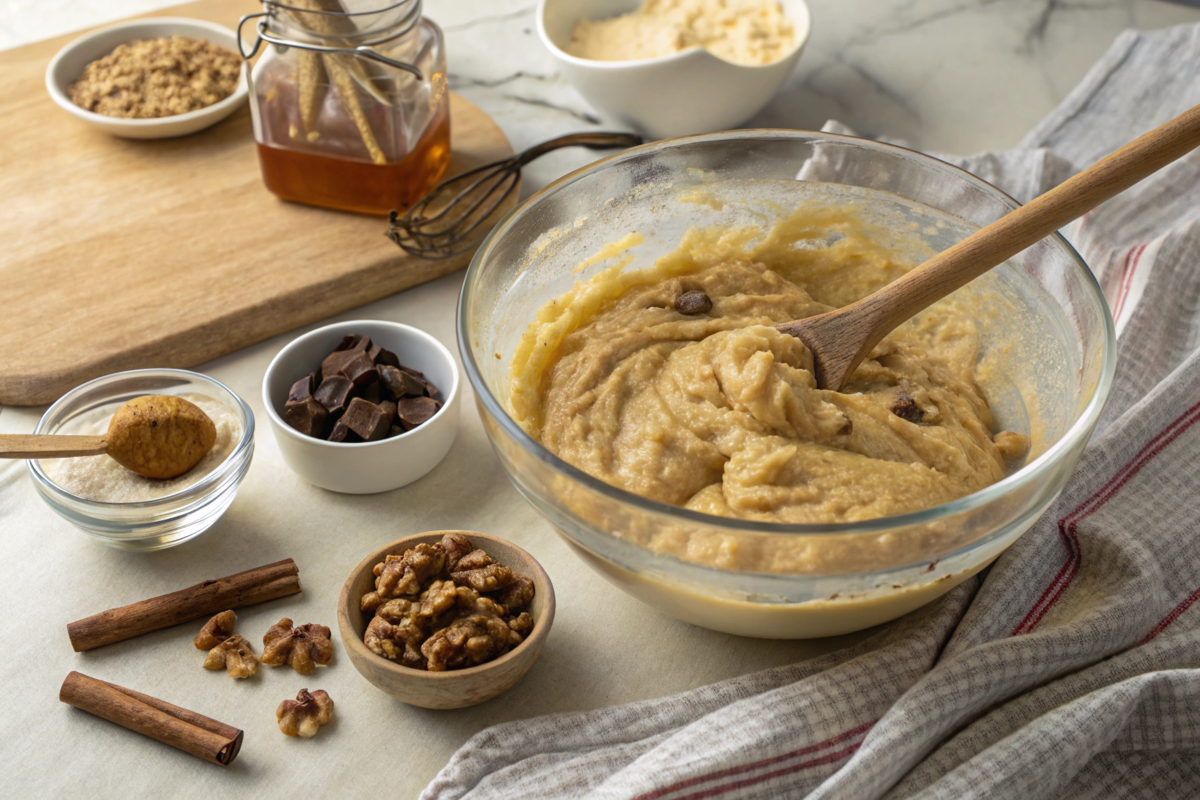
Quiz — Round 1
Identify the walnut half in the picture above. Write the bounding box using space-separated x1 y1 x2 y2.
277 689 334 738
202 633 259 679
193 610 237 650
261 618 333 674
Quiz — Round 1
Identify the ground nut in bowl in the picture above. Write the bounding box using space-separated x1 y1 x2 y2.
29 369 254 551
45 18 248 139
459 130 1115 639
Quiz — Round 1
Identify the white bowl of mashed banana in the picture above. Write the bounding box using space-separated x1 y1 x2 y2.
29 369 254 550
537 0 810 139
459 130 1116 638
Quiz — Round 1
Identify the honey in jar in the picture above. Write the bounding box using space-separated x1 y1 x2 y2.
246 0 450 216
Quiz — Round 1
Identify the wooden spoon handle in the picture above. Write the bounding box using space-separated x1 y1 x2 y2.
0 434 107 458
797 102 1200 390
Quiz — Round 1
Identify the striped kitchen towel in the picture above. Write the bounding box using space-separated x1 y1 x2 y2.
423 21 1200 800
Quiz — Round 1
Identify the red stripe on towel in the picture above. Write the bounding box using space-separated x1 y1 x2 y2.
631 720 875 800
672 742 865 800
1111 242 1148 323
1139 584 1200 645
1011 401 1200 636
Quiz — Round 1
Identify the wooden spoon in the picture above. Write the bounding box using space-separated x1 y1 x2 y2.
779 103 1200 391
0 395 217 479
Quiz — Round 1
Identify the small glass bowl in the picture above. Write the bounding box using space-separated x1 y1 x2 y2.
28 369 255 551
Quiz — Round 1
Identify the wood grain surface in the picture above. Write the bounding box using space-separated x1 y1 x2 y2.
0 0 515 406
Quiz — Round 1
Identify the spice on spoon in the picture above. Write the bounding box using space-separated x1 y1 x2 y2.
0 394 217 480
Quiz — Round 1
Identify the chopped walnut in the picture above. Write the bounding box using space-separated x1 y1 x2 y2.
193 609 236 650
509 612 534 637
440 533 474 573
360 590 384 614
364 612 427 669
451 563 516 593
456 549 494 571
202 633 259 678
375 543 446 598
360 533 537 671
494 575 535 612
261 618 333 674
422 610 522 672
418 579 460 619
276 688 334 738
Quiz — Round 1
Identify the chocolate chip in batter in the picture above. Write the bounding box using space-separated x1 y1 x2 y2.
674 290 713 315
890 390 924 423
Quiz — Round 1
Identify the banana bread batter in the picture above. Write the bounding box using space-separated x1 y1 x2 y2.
510 206 1028 525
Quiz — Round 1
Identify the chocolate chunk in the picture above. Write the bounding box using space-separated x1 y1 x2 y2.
338 353 379 387
388 424 405 438
328 419 361 443
361 381 383 404
890 391 924 423
378 364 427 399
343 397 390 441
372 346 400 368
675 290 713 315
333 334 359 352
398 366 441 400
378 400 397 423
351 335 371 353
396 396 442 430
314 375 354 415
288 373 316 403
321 349 357 379
283 396 328 437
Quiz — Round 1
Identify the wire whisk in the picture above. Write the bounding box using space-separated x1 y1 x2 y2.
387 132 643 260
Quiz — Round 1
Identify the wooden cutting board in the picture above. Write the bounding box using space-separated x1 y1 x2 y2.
0 0 516 406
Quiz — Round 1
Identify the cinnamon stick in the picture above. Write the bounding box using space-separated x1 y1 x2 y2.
60 672 243 766
67 558 301 652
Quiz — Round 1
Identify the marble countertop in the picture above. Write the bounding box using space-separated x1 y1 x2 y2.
2 1 1199 797
4 0 1199 192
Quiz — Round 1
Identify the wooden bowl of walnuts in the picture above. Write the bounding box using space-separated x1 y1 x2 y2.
337 530 555 709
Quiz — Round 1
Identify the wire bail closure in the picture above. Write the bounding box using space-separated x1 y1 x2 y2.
237 0 424 80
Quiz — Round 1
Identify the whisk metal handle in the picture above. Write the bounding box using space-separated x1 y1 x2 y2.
513 133 644 168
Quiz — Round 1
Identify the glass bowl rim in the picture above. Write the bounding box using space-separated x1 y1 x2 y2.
457 128 1117 537
28 368 256 510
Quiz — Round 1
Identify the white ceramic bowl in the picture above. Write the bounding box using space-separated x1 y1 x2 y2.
45 17 248 139
262 321 460 494
537 0 810 140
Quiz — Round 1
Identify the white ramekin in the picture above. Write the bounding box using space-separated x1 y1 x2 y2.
537 0 811 140
262 320 460 494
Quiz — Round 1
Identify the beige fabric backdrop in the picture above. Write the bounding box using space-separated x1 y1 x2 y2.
0 271 864 797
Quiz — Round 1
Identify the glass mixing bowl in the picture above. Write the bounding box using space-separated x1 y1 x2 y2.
458 131 1115 638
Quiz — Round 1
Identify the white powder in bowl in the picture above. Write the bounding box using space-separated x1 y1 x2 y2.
40 393 243 503
568 0 796 66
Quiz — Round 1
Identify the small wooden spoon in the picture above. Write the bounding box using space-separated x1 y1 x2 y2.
779 103 1200 390
0 395 217 479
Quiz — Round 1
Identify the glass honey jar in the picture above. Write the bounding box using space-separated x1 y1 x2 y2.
239 0 450 215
